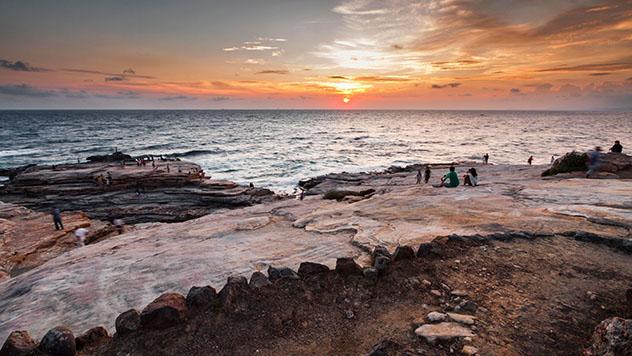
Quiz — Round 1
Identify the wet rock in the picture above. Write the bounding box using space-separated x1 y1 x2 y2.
335 257 363 276
367 339 402 356
249 271 272 288
39 326 76 356
115 309 140 336
426 311 447 323
462 345 479 355
218 275 249 309
415 322 475 343
585 317 632 355
267 266 300 281
373 255 391 271
186 285 218 309
447 313 476 325
75 326 109 351
297 262 330 276
0 330 36 356
140 293 188 330
392 245 415 261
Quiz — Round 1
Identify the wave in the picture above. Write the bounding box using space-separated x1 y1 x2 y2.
169 149 225 158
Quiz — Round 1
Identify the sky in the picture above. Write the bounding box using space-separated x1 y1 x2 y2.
1 0 631 110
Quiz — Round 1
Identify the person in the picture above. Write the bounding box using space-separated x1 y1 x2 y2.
586 146 603 178
463 167 478 186
74 227 88 246
527 156 534 165
424 165 431 184
483 153 489 165
551 155 555 164
610 140 623 153
166 164 170 173
106 172 113 186
299 188 305 201
52 208 63 230
438 166 459 188
113 218 125 235
416 169 422 184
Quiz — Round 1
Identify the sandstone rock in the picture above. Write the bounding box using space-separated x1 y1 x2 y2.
75 326 109 351
392 245 415 261
249 271 272 288
39 326 76 356
462 345 479 355
373 255 391 271
0 330 36 356
585 317 632 355
186 286 218 309
415 322 475 343
297 262 330 276
447 313 476 325
115 309 140 336
323 189 375 201
140 293 188 330
218 275 249 309
335 257 363 276
267 266 300 281
430 290 442 297
426 311 447 323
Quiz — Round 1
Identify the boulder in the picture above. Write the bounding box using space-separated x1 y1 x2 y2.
392 245 415 261
362 267 379 281
86 151 133 162
140 293 188 330
371 245 391 260
75 326 109 351
0 330 36 356
585 317 632 355
459 300 478 313
186 286 218 309
335 257 363 276
39 326 76 356
417 242 444 258
297 262 330 276
249 271 272 288
543 151 632 177
115 309 140 336
267 266 300 281
415 322 475 343
373 255 391 271
218 275 249 309
447 313 476 325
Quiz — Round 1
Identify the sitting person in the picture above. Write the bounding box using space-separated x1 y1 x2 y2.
438 166 460 188
610 140 623 153
463 167 478 186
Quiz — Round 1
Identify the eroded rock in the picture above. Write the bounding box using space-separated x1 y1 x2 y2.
0 330 36 356
585 317 632 355
267 266 300 281
392 245 415 261
335 257 363 276
115 309 140 336
185 286 218 309
75 326 109 351
218 275 249 309
249 271 272 288
297 262 330 276
39 326 76 356
140 293 188 330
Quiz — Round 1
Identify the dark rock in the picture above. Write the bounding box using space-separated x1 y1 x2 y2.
186 286 218 309
75 326 109 351
140 293 188 330
371 245 391 260
335 257 363 276
459 300 478 313
0 330 36 356
86 151 133 162
585 317 632 355
573 231 603 243
626 288 632 305
392 245 415 261
39 326 76 356
543 151 632 176
367 339 403 356
363 267 379 281
509 231 534 240
297 262 330 276
323 189 375 201
267 266 300 282
115 309 140 336
218 275 249 309
373 255 391 271
542 151 588 176
249 271 272 288
448 234 465 243
417 242 443 258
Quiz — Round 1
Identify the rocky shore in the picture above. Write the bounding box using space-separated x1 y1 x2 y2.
0 154 277 224
0 153 631 355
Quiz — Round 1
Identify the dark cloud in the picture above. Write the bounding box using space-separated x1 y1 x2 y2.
537 59 632 73
211 81 241 90
122 68 136 75
329 75 349 79
159 95 197 101
104 76 127 82
211 96 231 101
64 68 154 79
589 72 611 76
0 59 48 72
58 88 90 99
510 88 521 94
391 44 404 50
0 84 57 97
255 70 289 75
431 82 461 89
356 76 411 82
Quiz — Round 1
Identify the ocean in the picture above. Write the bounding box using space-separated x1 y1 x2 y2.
1 110 630 192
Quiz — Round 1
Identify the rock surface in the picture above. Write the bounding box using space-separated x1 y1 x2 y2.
543 152 632 177
0 159 277 224
414 322 475 342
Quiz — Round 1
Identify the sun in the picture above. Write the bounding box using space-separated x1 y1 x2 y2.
342 97 350 104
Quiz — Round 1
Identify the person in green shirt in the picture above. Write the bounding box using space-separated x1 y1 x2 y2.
440 166 460 188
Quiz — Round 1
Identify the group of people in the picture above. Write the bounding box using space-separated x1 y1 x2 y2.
50 207 126 246
94 172 113 187
415 165 478 188
586 140 624 178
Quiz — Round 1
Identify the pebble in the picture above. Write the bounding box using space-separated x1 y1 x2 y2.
426 311 447 322
345 310 355 319
430 289 442 297
462 345 479 355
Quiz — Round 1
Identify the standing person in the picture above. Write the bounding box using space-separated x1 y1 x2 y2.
416 169 422 184
424 165 431 184
166 164 170 173
74 227 88 246
483 153 489 165
527 156 534 165
113 218 125 235
610 140 623 153
52 208 63 230
586 146 603 178
551 155 555 164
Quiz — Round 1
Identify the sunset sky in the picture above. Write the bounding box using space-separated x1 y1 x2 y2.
1 0 631 110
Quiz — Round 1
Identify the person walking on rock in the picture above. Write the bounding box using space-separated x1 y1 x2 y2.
586 146 603 178
416 169 422 184
483 153 489 165
527 156 534 165
424 165 431 184
52 208 63 230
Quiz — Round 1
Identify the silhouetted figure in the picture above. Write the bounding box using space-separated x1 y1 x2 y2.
551 155 555 164
586 146 603 178
416 169 422 184
483 153 489 165
52 208 63 230
610 140 623 153
424 165 431 184
249 182 254 188
527 156 533 165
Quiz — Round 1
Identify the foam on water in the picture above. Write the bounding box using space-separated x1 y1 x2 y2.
1 110 631 192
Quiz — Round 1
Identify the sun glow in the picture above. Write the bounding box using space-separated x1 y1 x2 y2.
342 97 350 104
